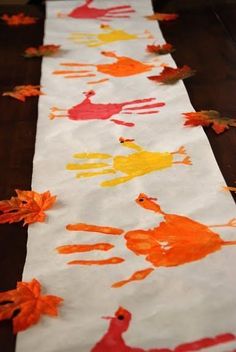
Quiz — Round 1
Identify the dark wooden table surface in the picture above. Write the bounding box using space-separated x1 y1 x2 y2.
0 1 235 351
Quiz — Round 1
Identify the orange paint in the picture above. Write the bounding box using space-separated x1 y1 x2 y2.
53 51 155 83
88 78 109 85
58 193 236 287
68 257 124 265
66 223 123 235
57 243 114 254
112 268 154 288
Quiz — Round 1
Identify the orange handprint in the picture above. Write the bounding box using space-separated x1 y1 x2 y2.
53 51 158 84
57 194 236 288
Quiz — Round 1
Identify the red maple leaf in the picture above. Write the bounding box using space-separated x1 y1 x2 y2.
146 43 174 55
145 12 178 21
24 45 60 58
183 110 236 134
0 279 63 333
2 85 43 102
148 65 195 84
1 13 37 26
0 190 56 225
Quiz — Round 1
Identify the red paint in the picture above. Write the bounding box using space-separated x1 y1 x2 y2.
65 90 165 126
68 0 135 20
92 307 236 352
110 119 134 127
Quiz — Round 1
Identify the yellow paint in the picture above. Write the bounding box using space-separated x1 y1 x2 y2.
67 162 109 170
66 140 191 187
69 26 142 47
73 153 112 159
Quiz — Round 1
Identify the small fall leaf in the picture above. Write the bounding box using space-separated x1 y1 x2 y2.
146 43 174 55
183 110 236 134
148 65 195 84
2 85 43 102
0 279 63 333
24 44 61 58
223 186 236 193
0 190 56 225
1 13 37 26
145 12 178 21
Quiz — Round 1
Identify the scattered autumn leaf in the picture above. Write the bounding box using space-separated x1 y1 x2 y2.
2 85 43 102
223 186 236 193
0 279 63 333
1 13 37 26
145 12 178 21
183 110 236 134
148 65 195 84
146 43 174 55
0 190 56 225
24 44 61 58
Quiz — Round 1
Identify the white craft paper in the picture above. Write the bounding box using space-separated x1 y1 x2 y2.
16 1 236 351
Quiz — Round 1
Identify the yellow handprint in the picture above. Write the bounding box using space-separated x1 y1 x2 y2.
66 138 192 187
69 24 153 47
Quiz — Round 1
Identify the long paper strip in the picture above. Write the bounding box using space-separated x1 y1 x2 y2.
17 1 236 351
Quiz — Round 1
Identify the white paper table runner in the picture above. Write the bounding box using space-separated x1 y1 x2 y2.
16 1 236 351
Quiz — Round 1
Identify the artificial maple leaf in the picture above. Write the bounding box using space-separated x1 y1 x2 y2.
2 85 43 102
24 44 60 58
183 110 236 134
145 12 178 21
223 186 236 193
0 190 56 225
0 279 63 333
1 13 37 26
146 43 174 55
148 65 195 84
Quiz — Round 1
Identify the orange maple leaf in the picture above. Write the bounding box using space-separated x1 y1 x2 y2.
0 190 56 225
223 185 236 193
148 65 195 84
0 279 63 333
183 110 236 134
2 85 43 102
146 43 174 55
145 12 178 21
24 44 61 58
1 13 37 26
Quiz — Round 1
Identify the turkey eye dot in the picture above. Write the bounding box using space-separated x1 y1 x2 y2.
117 315 124 320
139 198 144 202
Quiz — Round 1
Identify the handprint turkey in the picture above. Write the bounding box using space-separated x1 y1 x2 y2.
58 0 135 20
69 24 153 47
50 91 165 127
92 307 236 352
66 138 191 187
57 193 236 288
53 51 158 85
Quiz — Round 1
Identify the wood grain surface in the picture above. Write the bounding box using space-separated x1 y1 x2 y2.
0 2 235 351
